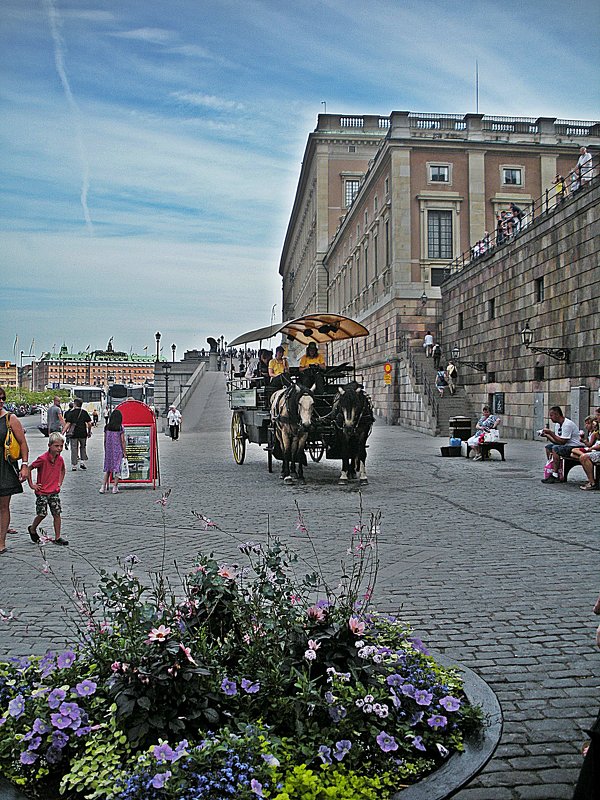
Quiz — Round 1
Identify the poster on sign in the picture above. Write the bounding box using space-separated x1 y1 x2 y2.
115 400 160 488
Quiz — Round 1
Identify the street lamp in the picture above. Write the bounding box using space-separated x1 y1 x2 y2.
171 343 176 363
520 321 570 363
163 363 172 413
451 346 487 374
155 331 161 362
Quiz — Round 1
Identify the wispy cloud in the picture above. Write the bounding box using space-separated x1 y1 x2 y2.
42 0 94 235
171 91 245 112
110 27 175 44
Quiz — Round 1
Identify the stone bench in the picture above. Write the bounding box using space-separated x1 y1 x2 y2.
562 456 600 487
465 441 507 461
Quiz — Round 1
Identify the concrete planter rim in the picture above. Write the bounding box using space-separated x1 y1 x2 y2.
1 656 501 800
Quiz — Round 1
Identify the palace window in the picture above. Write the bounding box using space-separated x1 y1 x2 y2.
427 211 453 259
502 167 522 186
344 179 360 207
429 164 450 183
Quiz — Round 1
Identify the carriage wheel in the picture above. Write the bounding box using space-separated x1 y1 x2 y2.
308 439 325 462
231 412 246 465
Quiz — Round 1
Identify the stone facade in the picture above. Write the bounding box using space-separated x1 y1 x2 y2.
442 179 600 439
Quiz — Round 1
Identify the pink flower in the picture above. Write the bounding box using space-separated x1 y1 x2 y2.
307 606 325 622
363 587 373 601
146 625 171 643
349 617 366 635
155 489 172 507
217 566 237 580
289 593 302 605
179 643 197 665
110 661 122 672
307 639 321 651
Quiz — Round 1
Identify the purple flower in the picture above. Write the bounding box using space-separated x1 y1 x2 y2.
410 711 424 726
262 753 280 767
150 771 171 788
33 718 51 734
52 731 69 749
439 695 461 712
27 736 42 751
8 695 25 718
318 745 332 764
74 725 92 737
50 713 72 730
409 637 429 655
221 677 237 696
428 714 448 730
0 718 6 727
413 735 427 752
45 745 62 765
401 683 415 698
153 742 176 763
414 689 433 706
57 650 76 669
20 751 38 765
334 740 352 761
251 778 265 797
241 678 260 694
48 688 66 709
328 705 347 723
376 730 398 753
172 739 189 762
75 680 97 697
386 673 405 687
40 652 57 678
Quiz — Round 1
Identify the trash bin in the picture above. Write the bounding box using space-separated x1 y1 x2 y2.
449 416 472 441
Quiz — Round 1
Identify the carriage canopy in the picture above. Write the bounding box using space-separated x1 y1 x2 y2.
228 313 369 348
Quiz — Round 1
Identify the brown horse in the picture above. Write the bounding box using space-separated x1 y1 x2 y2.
270 384 315 484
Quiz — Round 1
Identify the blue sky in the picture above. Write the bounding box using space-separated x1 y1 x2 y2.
1 0 599 363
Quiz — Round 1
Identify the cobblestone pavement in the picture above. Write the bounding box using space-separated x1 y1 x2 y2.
1 376 598 799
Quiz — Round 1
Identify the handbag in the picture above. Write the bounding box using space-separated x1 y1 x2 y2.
484 429 500 442
118 457 130 480
4 413 21 462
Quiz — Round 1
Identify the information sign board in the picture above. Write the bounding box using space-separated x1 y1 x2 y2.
116 399 159 488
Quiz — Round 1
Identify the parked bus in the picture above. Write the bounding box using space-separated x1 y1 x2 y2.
107 383 154 411
47 385 106 416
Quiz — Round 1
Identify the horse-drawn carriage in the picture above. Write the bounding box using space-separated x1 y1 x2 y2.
227 314 374 485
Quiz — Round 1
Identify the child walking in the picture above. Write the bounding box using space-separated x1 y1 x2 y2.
27 432 68 546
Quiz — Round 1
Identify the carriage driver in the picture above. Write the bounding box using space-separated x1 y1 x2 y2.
268 346 290 390
299 342 326 393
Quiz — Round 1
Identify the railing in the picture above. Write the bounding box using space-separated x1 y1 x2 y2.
399 334 439 424
443 153 598 279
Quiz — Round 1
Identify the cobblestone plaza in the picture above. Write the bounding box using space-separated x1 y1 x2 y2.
1 376 598 799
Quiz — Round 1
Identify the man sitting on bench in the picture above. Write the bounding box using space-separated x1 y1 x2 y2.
540 405 581 484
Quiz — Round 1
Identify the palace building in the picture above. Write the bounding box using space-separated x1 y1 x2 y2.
279 112 599 424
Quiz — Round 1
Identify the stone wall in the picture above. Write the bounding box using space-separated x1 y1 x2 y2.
441 179 600 439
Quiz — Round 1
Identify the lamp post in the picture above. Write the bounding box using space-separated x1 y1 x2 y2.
451 346 487 374
155 332 161 362
171 343 176 363
520 321 570 363
163 363 171 413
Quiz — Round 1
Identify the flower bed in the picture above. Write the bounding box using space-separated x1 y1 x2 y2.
0 506 486 799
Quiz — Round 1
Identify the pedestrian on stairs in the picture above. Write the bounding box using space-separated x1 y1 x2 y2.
432 343 442 370
423 331 434 358
446 361 458 395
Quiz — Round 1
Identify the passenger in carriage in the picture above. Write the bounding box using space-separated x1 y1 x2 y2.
299 342 326 393
246 349 272 386
268 346 290 390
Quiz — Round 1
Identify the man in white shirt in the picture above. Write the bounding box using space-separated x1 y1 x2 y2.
540 406 581 483
576 146 593 185
167 405 182 440
423 331 434 358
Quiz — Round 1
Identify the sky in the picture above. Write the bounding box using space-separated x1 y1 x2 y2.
1 0 599 363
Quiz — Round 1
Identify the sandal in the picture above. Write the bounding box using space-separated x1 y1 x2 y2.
580 483 597 491
0 548 6 555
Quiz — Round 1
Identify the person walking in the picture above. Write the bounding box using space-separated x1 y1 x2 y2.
100 409 126 494
47 396 65 435
63 397 92 471
167 405 182 440
423 331 434 358
0 387 30 554
432 343 442 370
27 433 68 546
446 361 458 395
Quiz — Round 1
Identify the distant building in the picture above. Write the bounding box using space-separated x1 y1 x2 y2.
0 361 18 388
34 342 159 392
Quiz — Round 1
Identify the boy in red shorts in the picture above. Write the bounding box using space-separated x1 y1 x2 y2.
27 432 68 546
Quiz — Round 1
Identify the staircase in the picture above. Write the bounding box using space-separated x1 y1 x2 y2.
399 334 478 436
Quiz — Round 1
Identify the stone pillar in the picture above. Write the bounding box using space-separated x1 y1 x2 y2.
390 147 412 288
535 117 557 145
468 149 486 242
389 111 410 139
570 385 590 429
465 114 484 142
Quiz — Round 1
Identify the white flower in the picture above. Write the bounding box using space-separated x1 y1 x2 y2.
304 649 317 661
372 654 383 664
355 698 364 708
364 694 374 703
363 703 373 713
355 640 365 648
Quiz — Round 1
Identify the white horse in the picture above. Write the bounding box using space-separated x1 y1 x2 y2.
270 384 315 484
